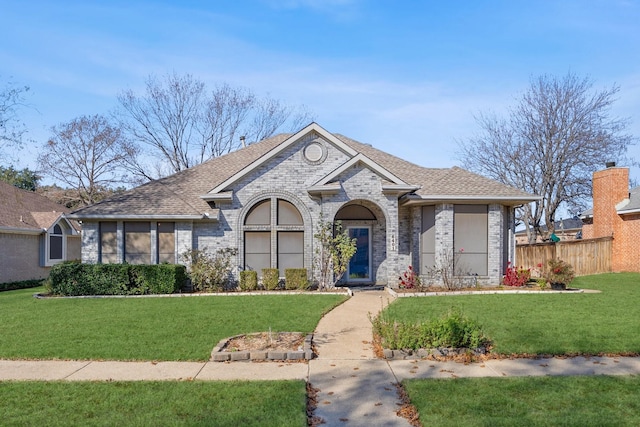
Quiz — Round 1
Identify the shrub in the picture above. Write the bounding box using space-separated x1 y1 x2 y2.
0 279 44 292
501 263 531 287
371 309 490 350
239 270 258 291
285 268 308 290
181 248 237 292
47 262 186 296
544 259 575 286
398 265 422 290
262 268 279 290
130 264 187 294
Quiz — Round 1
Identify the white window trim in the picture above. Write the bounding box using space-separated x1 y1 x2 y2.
44 223 67 267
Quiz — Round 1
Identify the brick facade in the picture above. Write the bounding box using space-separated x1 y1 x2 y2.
583 166 640 272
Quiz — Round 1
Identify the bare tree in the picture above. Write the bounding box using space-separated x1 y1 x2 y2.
117 72 313 181
458 73 634 243
38 114 135 207
198 83 255 160
118 72 204 179
0 78 31 160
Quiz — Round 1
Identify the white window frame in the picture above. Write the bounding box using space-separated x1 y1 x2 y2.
45 222 67 267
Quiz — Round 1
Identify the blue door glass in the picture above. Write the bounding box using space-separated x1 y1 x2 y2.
348 227 370 281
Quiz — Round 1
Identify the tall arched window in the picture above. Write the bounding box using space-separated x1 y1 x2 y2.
244 198 304 276
49 224 64 261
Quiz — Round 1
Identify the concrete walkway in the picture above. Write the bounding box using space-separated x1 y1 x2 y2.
2 290 640 426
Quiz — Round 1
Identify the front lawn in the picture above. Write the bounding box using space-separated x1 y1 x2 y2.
404 375 640 427
0 287 347 361
382 273 640 355
1 380 306 427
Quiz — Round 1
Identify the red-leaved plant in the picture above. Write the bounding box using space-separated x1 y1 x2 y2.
398 265 422 290
501 262 531 287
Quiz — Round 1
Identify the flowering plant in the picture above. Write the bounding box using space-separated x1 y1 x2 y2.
501 262 531 287
543 259 575 286
398 265 422 290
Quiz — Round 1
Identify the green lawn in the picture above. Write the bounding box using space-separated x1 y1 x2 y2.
404 375 640 427
384 273 640 355
0 287 347 361
1 380 307 427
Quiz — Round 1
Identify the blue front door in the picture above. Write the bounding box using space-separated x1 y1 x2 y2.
347 226 371 282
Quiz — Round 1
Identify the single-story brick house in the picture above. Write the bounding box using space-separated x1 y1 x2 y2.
69 123 538 287
581 164 640 272
0 181 81 283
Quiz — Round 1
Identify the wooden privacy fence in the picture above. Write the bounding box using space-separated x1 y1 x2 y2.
515 236 612 276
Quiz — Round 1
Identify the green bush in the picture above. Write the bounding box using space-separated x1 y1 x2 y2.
0 279 44 292
181 248 237 292
47 262 186 296
285 268 308 290
371 309 489 350
262 268 279 290
239 270 258 291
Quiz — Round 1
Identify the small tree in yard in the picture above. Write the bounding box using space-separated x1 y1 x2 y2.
181 247 237 292
314 217 357 290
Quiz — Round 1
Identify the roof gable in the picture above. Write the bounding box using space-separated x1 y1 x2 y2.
0 181 72 231
204 123 358 198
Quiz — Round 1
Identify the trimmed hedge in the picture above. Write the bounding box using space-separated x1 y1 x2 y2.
285 268 308 290
0 279 44 292
261 268 280 290
239 270 258 291
46 262 187 296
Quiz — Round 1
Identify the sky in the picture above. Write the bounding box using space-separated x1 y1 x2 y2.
2 0 640 184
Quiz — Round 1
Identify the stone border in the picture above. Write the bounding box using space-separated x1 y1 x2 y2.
386 287 595 298
211 333 314 362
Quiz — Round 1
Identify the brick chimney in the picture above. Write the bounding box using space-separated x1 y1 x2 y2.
591 164 629 238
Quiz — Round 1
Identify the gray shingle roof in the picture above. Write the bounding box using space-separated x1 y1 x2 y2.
0 181 71 230
72 129 537 218
618 186 640 213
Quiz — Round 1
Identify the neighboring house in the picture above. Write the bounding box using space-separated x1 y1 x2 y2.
581 164 640 272
515 218 583 244
69 123 538 287
0 181 81 283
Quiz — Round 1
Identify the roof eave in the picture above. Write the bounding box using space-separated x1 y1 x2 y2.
381 185 421 197
307 183 342 196
400 195 541 206
0 226 44 235
199 191 233 203
67 211 220 222
618 208 640 216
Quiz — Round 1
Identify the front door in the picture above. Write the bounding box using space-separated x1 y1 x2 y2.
347 226 371 282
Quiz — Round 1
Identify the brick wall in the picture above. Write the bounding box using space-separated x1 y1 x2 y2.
588 166 640 272
0 233 48 282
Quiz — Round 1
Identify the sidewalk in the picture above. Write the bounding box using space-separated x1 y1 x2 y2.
2 290 640 426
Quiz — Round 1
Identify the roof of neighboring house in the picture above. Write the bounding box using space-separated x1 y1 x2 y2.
516 218 584 235
71 124 539 219
581 186 640 218
0 181 76 232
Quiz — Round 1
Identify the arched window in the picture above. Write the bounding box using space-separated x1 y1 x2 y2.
244 198 304 276
49 224 64 261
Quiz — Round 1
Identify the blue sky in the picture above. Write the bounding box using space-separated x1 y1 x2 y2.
2 0 640 181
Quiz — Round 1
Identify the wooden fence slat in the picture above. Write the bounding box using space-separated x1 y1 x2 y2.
515 237 612 276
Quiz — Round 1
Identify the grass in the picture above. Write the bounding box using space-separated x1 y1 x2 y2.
403 375 640 427
383 273 640 355
1 380 307 427
0 287 347 361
